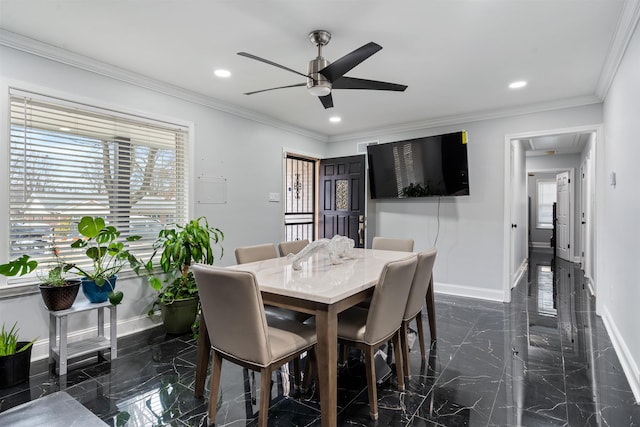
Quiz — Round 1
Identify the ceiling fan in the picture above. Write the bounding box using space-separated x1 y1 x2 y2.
237 30 408 109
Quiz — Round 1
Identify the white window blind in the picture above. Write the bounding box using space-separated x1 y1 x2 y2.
7 90 189 285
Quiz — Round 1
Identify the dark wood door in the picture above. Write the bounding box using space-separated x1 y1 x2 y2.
319 155 366 248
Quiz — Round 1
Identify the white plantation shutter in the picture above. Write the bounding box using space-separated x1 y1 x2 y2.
7 89 189 285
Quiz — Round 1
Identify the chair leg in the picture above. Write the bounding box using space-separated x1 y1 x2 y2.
391 331 405 391
363 345 378 420
208 350 223 425
258 367 272 427
302 348 317 393
400 320 411 380
415 311 427 360
340 343 349 364
426 278 437 343
293 357 301 391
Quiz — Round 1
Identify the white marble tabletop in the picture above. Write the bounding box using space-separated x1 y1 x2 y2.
227 248 415 304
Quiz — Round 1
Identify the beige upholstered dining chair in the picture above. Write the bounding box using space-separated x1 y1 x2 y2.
357 236 414 310
336 255 418 420
235 243 279 265
235 244 310 323
371 236 415 252
278 239 309 257
399 248 437 379
192 265 317 427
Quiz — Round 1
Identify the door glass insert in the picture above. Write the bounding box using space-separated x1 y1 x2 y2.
335 179 349 211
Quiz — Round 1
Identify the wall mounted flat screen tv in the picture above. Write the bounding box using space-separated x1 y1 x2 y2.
367 131 470 199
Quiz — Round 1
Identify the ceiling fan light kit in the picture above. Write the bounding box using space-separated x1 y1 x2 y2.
238 30 407 109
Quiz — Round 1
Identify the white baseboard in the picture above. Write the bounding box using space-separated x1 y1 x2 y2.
30 313 163 362
601 307 640 403
586 278 596 297
434 281 504 302
512 259 528 289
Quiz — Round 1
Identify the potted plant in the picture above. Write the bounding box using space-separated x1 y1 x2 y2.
147 216 223 334
64 216 144 306
0 322 37 388
38 263 82 312
0 253 80 311
0 263 38 388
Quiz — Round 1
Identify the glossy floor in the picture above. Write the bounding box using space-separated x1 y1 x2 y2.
1 249 639 426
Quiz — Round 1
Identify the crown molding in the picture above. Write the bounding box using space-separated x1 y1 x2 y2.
0 24 619 145
328 95 602 143
0 29 328 142
595 0 640 98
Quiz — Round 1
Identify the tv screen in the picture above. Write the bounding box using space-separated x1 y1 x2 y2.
367 131 470 199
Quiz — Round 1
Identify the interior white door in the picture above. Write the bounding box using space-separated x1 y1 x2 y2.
580 163 587 269
556 171 571 261
510 144 517 282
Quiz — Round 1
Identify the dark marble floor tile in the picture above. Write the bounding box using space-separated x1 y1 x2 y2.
3 248 640 427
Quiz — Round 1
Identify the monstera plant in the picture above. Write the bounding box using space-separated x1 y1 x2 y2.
63 216 144 306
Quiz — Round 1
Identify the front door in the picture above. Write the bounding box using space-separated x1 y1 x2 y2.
319 155 366 248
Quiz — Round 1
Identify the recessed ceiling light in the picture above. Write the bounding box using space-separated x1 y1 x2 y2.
509 80 527 89
214 69 231 78
329 116 341 123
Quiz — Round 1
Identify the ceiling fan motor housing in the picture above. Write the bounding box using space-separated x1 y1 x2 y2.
307 57 332 96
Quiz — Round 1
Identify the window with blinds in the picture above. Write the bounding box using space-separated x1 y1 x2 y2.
6 90 189 285
537 179 556 229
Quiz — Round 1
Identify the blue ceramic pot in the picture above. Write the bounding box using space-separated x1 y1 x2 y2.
81 275 117 303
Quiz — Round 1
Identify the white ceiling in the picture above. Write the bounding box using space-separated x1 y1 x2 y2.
524 132 592 157
0 1 634 140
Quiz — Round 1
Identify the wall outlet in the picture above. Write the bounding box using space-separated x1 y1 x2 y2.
268 192 280 202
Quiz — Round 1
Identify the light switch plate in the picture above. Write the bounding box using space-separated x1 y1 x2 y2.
268 192 280 202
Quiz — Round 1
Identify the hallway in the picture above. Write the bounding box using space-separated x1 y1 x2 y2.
0 249 639 426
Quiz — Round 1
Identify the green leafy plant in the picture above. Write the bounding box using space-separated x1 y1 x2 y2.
0 322 36 357
0 254 37 277
146 216 223 312
0 241 75 288
64 216 144 305
401 182 430 197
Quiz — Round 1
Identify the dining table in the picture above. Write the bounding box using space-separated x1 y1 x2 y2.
193 247 419 427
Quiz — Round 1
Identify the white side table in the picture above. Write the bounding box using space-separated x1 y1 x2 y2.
48 300 117 375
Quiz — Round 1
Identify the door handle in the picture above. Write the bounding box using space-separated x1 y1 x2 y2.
511 224 517 228
358 215 365 245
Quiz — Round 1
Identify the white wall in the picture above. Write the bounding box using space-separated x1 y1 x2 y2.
601 20 640 401
0 45 327 360
327 105 602 301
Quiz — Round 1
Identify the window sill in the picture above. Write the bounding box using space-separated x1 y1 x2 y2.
0 283 40 299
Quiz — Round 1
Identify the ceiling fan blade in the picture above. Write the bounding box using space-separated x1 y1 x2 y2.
332 76 407 92
318 42 382 82
319 93 333 109
244 83 306 95
237 52 309 79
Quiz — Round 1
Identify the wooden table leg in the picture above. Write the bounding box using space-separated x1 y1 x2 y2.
194 314 211 398
426 278 437 343
315 306 337 427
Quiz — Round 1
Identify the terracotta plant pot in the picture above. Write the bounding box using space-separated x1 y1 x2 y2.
39 280 81 311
